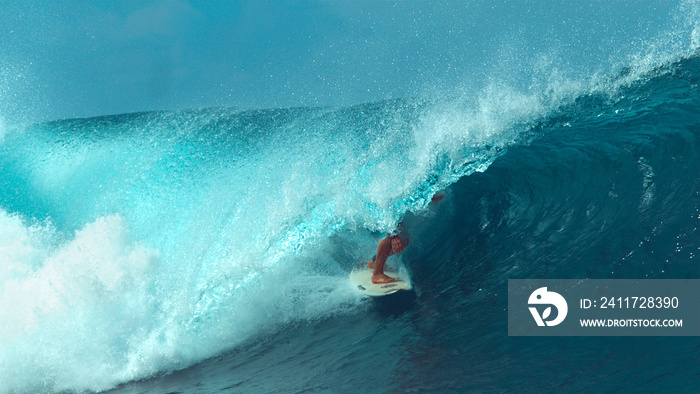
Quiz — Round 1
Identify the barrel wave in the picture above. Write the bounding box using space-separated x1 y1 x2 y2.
2 31 700 394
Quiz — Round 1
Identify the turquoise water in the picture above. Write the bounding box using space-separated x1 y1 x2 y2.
2 2 700 393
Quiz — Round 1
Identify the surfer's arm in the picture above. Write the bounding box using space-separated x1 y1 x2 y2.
391 236 407 254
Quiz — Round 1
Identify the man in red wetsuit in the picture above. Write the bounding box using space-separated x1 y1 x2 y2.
367 231 410 284
366 193 444 284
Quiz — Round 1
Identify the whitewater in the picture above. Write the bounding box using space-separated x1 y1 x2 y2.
2 3 700 393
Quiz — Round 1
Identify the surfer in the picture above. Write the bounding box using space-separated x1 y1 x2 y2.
367 193 445 284
367 230 410 284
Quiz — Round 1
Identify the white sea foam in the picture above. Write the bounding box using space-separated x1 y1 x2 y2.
0 213 161 392
0 207 364 393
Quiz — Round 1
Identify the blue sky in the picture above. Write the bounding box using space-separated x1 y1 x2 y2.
0 0 683 123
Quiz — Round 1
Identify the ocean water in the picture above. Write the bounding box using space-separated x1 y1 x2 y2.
3 5 700 394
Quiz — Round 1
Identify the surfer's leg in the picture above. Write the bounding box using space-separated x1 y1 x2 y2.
371 237 396 284
367 254 377 269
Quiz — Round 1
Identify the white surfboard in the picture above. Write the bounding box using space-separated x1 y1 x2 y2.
349 268 412 297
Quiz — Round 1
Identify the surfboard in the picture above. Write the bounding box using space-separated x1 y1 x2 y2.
349 268 412 297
